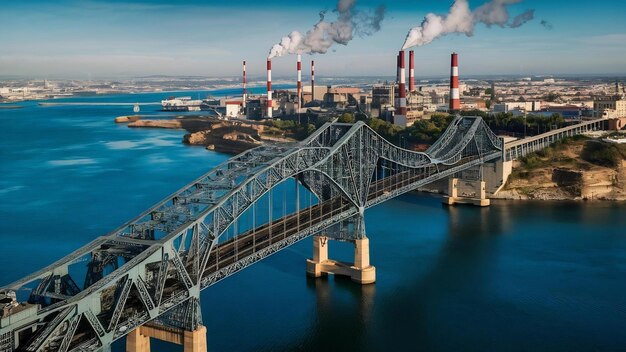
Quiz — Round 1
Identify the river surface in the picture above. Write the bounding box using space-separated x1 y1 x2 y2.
1 91 626 351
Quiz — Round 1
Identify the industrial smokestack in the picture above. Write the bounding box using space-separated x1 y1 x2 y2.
267 59 273 118
449 52 461 112
243 60 247 109
397 50 407 117
297 54 302 112
395 54 400 109
409 50 415 92
311 60 315 102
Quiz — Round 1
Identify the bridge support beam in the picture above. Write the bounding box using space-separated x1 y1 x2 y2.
306 236 376 284
443 178 490 207
126 325 207 352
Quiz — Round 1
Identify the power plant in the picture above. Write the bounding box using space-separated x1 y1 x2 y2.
240 50 465 124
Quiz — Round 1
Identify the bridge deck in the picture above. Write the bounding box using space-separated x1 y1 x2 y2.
504 118 608 161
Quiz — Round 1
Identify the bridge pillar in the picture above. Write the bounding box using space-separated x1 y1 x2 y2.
126 325 208 352
306 236 376 285
443 178 490 207
184 326 208 352
126 328 151 352
307 236 329 278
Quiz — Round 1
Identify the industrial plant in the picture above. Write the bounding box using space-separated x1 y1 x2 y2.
154 50 624 134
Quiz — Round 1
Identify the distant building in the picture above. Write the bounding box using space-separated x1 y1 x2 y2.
224 101 242 118
493 101 542 113
322 86 360 109
594 96 626 118
461 97 487 111
371 85 395 119
245 98 267 119
539 105 594 119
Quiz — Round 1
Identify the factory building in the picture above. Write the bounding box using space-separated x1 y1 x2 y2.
322 87 361 109
371 84 395 119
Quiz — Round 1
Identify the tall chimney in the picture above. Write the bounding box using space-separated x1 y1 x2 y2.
409 50 415 92
449 52 461 112
242 60 247 109
395 54 400 109
311 60 315 102
267 59 273 118
397 50 407 117
297 54 302 112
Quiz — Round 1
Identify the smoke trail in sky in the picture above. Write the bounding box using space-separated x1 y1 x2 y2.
268 0 385 59
402 0 535 50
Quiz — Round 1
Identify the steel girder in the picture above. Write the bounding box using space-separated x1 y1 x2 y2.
0 116 504 352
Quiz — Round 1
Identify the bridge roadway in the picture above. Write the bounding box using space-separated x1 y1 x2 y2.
504 117 608 161
197 155 492 289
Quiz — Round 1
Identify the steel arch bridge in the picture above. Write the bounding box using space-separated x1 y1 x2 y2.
0 115 503 352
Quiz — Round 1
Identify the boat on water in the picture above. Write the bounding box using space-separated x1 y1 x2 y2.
161 96 203 111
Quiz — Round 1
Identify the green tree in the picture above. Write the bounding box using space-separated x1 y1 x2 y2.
338 113 355 123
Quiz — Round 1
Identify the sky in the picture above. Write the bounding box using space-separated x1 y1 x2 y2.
1 0 625 79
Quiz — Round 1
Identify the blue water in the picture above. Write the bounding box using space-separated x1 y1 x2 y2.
1 92 626 351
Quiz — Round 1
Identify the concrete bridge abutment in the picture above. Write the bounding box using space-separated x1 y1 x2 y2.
306 236 376 284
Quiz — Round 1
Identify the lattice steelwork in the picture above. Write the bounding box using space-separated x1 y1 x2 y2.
0 116 504 352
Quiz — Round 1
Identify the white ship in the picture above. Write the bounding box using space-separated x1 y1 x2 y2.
161 96 202 111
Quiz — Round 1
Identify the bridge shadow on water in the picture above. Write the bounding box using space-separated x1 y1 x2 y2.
252 193 512 352
113 195 626 352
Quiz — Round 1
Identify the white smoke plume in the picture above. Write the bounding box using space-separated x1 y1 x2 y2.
268 0 385 59
402 0 535 50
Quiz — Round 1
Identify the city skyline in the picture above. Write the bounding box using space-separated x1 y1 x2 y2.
1 0 626 79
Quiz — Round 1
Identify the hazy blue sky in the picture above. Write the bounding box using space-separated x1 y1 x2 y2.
1 0 625 79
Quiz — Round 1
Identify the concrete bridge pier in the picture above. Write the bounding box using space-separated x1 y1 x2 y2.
306 236 376 284
443 177 490 207
127 296 207 352
126 325 207 352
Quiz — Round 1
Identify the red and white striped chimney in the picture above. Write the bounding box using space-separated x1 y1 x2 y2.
267 59 273 118
409 51 415 92
449 52 461 112
395 54 400 109
397 50 407 117
242 60 247 109
311 60 315 102
297 54 302 112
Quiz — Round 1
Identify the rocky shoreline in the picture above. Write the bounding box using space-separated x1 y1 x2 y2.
495 139 626 202
116 115 292 155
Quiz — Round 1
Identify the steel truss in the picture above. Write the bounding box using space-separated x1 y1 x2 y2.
1 116 508 352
